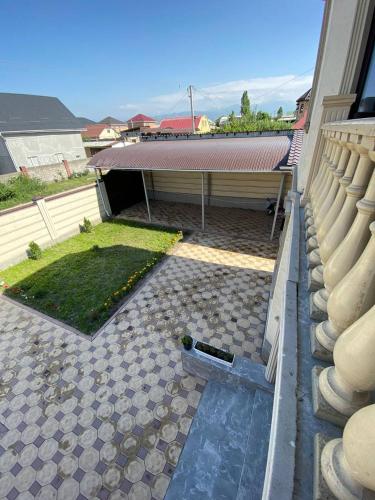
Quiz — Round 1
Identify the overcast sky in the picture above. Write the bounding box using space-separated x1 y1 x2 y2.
0 0 324 120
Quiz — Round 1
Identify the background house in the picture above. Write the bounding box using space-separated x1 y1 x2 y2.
81 124 121 141
126 114 159 130
0 93 87 174
99 116 128 133
295 88 311 121
159 115 211 133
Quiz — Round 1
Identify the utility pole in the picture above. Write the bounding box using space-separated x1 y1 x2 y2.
188 85 195 133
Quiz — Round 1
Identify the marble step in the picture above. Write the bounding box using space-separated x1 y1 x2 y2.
166 379 269 500
236 389 273 500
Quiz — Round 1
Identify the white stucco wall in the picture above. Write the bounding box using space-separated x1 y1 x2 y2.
4 132 87 169
298 0 358 191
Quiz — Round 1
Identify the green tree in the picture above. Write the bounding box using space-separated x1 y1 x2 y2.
256 111 271 120
228 111 236 124
277 106 283 119
241 91 251 116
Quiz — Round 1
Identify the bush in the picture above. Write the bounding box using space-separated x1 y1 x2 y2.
28 241 42 260
82 217 93 233
0 183 15 201
181 335 193 350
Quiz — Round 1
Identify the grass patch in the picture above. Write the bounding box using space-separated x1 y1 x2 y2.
0 172 97 211
1 220 181 334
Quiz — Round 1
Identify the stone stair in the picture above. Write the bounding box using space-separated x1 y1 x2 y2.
165 380 273 500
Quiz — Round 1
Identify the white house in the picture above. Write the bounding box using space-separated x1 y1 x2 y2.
0 92 86 174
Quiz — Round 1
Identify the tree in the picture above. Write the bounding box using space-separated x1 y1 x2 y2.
241 91 251 116
228 111 236 124
277 106 283 119
256 111 271 120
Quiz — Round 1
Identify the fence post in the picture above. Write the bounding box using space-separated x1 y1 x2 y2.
19 166 29 176
62 160 72 178
33 197 58 242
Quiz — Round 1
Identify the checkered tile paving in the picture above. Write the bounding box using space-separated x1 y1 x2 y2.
0 226 277 499
118 200 281 241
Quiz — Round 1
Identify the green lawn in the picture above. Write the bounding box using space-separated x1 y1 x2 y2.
1 220 181 334
0 173 98 211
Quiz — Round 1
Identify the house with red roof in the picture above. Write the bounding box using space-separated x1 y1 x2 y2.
127 114 159 130
159 115 211 133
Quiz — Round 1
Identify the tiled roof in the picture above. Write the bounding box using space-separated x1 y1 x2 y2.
127 114 156 123
159 116 202 130
296 88 312 102
82 124 111 138
292 111 307 130
0 92 83 133
88 135 294 172
287 129 304 165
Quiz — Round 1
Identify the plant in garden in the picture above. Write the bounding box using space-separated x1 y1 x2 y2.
82 217 93 233
0 183 15 201
181 335 193 350
28 241 42 260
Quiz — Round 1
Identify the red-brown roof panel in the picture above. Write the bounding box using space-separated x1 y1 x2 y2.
88 136 294 172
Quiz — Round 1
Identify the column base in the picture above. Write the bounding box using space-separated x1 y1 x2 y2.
319 366 371 419
306 236 319 253
308 265 324 292
310 293 328 322
313 433 338 500
310 324 333 362
307 248 322 269
306 224 317 238
312 366 348 428
320 437 375 500
315 319 337 353
305 215 314 229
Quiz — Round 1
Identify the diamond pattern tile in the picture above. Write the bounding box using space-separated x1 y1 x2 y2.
0 217 276 498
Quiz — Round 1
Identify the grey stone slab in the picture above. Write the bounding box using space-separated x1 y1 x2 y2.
310 325 333 362
312 366 348 428
181 343 273 395
165 380 255 500
236 390 273 500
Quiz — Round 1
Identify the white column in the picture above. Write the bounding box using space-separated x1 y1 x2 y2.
321 405 375 499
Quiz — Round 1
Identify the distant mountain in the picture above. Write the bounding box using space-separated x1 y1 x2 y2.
99 116 126 124
77 116 96 126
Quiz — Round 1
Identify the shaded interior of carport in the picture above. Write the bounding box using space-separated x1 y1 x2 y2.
88 136 296 240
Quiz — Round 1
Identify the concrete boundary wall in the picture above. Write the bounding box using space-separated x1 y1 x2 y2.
0 182 111 270
0 159 89 184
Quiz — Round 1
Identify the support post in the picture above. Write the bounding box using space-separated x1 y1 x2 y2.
270 174 285 240
201 172 205 231
141 170 151 222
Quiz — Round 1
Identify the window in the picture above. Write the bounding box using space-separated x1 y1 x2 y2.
351 12 375 118
55 153 64 163
29 156 39 167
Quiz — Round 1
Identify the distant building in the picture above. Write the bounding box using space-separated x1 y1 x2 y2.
277 113 296 123
151 115 212 134
0 93 86 174
127 114 158 130
295 88 311 121
81 125 121 141
99 116 128 133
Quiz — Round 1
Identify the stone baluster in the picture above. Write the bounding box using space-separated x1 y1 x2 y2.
319 144 374 264
306 139 346 239
306 139 357 254
305 137 332 218
309 144 371 291
318 306 375 418
321 405 375 499
314 221 375 351
305 138 338 229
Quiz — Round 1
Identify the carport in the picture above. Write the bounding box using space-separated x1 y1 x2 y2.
88 133 301 239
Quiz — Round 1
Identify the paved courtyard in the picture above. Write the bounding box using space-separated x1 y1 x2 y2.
0 219 277 499
118 200 281 240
